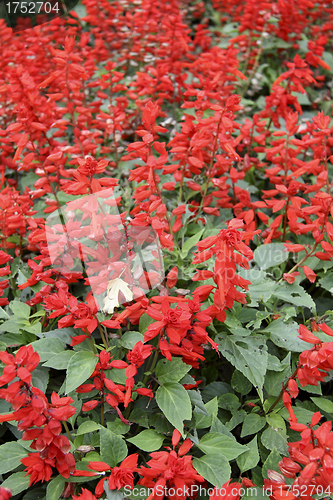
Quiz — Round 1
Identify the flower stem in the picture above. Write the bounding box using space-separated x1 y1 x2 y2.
63 421 74 443
98 322 109 349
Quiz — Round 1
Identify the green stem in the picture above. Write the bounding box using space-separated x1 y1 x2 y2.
281 197 290 241
142 348 159 386
279 204 331 282
125 401 132 420
98 322 109 349
264 366 299 415
63 421 74 443
101 397 105 427
88 336 97 354
196 113 223 218
9 277 18 298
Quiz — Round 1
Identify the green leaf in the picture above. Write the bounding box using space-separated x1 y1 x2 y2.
264 366 291 398
279 405 315 426
231 370 252 395
76 421 101 435
319 274 333 295
218 393 240 412
254 243 289 270
139 313 155 334
181 228 205 258
23 487 46 499
301 382 322 395
266 353 291 372
100 427 127 467
245 277 278 307
104 483 125 500
106 367 126 385
217 334 268 401
31 366 49 393
129 408 149 428
266 414 286 434
310 397 333 414
272 282 315 310
226 409 246 431
262 447 282 479
197 433 248 461
156 383 192 434
127 430 164 452
247 311 271 329
241 413 266 438
0 306 9 319
29 338 64 362
107 419 130 435
0 318 27 333
264 319 309 352
210 418 235 439
237 436 260 473
25 321 42 335
293 92 310 105
0 442 28 474
120 331 144 350
43 350 75 369
202 382 232 402
66 351 98 394
39 327 74 344
195 397 218 429
241 487 269 500
46 475 66 500
193 453 231 488
322 51 333 71
188 390 209 415
9 299 30 319
155 358 191 384
1 471 30 496
261 427 288 455
67 392 82 428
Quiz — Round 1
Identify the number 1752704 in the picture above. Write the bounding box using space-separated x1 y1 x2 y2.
5 2 60 14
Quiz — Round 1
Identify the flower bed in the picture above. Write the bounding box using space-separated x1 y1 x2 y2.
0 1 333 499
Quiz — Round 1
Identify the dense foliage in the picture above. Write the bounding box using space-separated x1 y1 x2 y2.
0 1 333 499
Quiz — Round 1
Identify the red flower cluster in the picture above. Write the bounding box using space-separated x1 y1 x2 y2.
43 284 99 345
87 454 139 497
76 350 130 422
297 323 333 388
0 346 76 485
192 218 259 321
263 413 333 500
138 430 205 500
258 322 333 499
0 0 333 498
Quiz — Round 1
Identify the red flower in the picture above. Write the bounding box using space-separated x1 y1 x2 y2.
0 345 40 387
138 430 204 500
127 342 153 369
73 488 98 500
124 342 154 406
0 488 12 500
21 453 54 486
209 481 242 500
302 265 317 283
145 299 191 344
109 455 138 490
88 454 138 498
